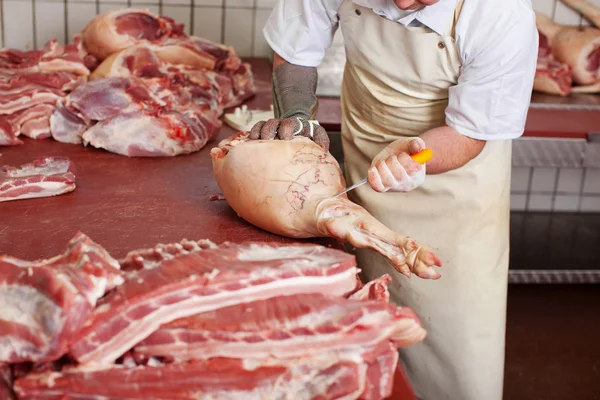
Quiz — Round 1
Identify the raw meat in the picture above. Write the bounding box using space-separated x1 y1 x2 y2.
134 291 425 361
119 238 218 272
0 86 62 116
211 132 442 280
348 274 392 302
0 38 92 77
14 353 369 399
0 364 15 400
51 75 222 156
0 232 123 364
0 104 55 141
0 157 76 202
534 31 573 96
91 44 252 109
536 13 600 87
81 110 220 157
68 242 360 365
81 9 185 60
81 9 242 74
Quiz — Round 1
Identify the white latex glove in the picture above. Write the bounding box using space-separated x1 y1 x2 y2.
368 137 427 193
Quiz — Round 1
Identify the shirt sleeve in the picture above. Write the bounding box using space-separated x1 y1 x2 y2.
263 0 342 67
446 0 539 141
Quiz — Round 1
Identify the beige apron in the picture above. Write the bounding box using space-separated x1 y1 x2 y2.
338 1 512 399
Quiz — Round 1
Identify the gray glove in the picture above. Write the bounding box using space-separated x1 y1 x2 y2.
249 63 330 152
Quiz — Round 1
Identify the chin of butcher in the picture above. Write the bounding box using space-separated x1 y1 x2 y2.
537 13 600 86
211 132 442 280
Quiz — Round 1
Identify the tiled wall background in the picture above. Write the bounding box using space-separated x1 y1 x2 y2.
0 0 599 212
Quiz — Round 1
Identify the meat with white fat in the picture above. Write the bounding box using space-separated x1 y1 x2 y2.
68 241 359 365
134 290 425 361
534 30 573 96
14 346 393 400
0 157 76 202
0 232 123 364
537 13 600 87
211 132 442 280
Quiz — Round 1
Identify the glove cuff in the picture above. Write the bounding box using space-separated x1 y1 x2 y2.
272 63 318 120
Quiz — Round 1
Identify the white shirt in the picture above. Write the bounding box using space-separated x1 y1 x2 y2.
263 0 539 140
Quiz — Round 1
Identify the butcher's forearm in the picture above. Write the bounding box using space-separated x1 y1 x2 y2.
271 52 319 119
419 126 486 174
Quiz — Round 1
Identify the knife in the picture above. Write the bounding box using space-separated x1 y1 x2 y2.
334 148 433 197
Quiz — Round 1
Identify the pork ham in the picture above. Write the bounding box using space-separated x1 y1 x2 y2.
537 13 600 87
211 132 442 280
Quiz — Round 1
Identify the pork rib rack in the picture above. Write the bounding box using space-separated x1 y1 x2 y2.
211 132 442 280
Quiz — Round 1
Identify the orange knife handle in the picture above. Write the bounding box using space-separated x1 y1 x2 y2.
410 148 433 164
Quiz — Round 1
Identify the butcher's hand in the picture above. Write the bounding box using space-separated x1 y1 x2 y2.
249 115 330 151
248 61 330 152
368 137 427 193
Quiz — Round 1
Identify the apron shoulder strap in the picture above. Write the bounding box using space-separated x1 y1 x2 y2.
451 0 465 38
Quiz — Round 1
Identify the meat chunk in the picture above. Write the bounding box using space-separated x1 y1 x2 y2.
14 354 369 400
69 242 359 365
134 291 425 361
0 233 122 364
0 364 15 400
81 9 185 60
211 132 442 280
537 13 600 87
0 157 76 202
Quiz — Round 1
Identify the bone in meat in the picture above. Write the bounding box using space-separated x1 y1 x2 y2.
211 132 442 280
536 13 600 86
68 241 359 365
134 291 425 361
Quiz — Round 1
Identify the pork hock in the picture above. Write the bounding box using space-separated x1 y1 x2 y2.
210 132 442 279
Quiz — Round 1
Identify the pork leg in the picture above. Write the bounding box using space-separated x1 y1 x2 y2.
211 133 442 280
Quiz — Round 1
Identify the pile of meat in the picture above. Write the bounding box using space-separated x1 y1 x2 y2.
0 233 426 399
0 9 255 156
534 0 600 96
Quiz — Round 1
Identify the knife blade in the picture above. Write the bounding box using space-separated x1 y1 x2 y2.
334 148 433 197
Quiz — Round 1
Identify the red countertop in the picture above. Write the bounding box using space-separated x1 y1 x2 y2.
0 58 340 260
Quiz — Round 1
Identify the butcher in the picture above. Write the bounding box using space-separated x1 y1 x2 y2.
249 0 538 399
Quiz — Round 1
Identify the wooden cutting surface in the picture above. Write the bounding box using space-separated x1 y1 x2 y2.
0 58 343 260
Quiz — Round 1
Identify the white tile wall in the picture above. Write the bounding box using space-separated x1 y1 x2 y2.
0 0 273 57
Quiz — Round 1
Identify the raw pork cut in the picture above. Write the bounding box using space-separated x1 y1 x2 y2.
0 364 15 400
51 75 222 156
90 44 253 109
0 232 123 363
348 274 392 302
81 9 242 73
134 291 425 361
0 38 93 77
119 238 218 271
534 31 573 96
81 9 185 60
69 242 359 365
0 157 76 202
0 104 55 141
536 13 600 87
211 132 442 280
14 352 373 400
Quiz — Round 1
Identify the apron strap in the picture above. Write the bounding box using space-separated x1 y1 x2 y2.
451 0 466 38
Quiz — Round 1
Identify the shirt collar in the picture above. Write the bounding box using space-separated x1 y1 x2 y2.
353 0 459 36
